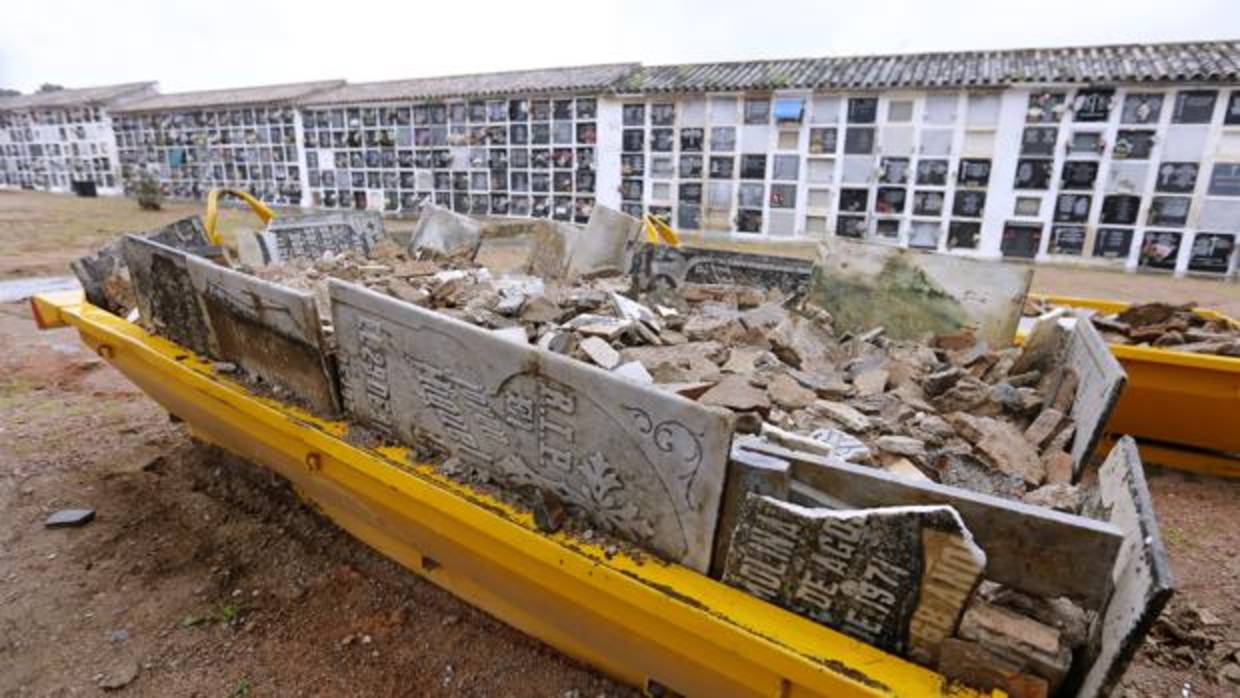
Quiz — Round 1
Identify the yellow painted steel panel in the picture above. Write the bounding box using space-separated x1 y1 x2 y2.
37 293 993 698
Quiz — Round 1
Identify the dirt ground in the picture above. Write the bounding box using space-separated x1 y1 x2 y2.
1 189 1237 697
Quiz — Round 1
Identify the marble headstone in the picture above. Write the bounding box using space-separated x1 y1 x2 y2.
1062 318 1127 475
723 494 985 664
630 244 815 296
328 279 733 572
407 203 481 258
185 255 340 415
258 211 384 264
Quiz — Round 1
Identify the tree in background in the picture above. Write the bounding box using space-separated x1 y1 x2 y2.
37 83 64 93
0 88 19 97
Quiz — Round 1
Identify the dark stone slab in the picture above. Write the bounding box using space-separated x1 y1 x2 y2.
1073 437 1174 698
629 244 815 296
45 508 95 528
258 211 384 263
186 255 340 415
708 445 791 578
121 236 211 356
71 216 212 315
722 494 984 664
740 438 1124 608
328 279 733 572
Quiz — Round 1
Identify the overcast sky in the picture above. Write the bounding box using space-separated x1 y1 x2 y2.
1 0 1237 94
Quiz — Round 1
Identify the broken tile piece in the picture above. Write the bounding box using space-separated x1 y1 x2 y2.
611 360 654 385
853 368 889 396
809 427 872 463
722 495 985 664
45 508 96 528
766 374 816 410
949 413 1046 486
811 400 872 432
957 600 1072 692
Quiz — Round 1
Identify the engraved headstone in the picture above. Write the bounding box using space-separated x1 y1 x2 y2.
72 216 212 315
1074 437 1174 698
740 439 1125 607
121 235 211 356
328 280 733 572
630 244 814 296
258 211 384 264
186 256 340 415
723 494 985 665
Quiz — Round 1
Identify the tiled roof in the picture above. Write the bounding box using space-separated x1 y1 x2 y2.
0 82 157 110
619 40 1240 93
113 80 345 113
298 63 640 105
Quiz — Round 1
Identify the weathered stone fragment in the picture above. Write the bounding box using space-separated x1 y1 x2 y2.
766 374 816 410
122 236 211 356
937 638 1049 698
1022 483 1084 513
72 216 212 316
722 495 985 664
853 368 889 396
611 360 654 385
921 367 965 397
407 204 481 258
328 279 732 572
875 435 927 460
1024 408 1067 451
808 427 872 463
699 375 771 415
1011 315 1067 376
949 413 1045 486
812 400 872 432
957 600 1072 692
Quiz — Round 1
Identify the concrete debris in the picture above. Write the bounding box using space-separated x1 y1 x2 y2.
957 600 1072 693
766 374 816 410
699 375 770 415
579 336 621 370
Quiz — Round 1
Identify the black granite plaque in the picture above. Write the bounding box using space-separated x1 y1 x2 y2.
1014 159 1053 190
1208 162 1240 196
1026 92 1066 123
876 187 907 214
1226 92 1240 126
1101 195 1141 225
1021 127 1058 156
916 159 949 186
912 190 945 216
1093 228 1134 259
1121 93 1163 124
1055 193 1092 223
1187 233 1236 273
847 97 878 124
839 188 869 213
1155 162 1199 193
1049 226 1086 255
1172 90 1218 124
1114 130 1156 160
952 190 986 218
1073 89 1115 122
1061 160 1099 190
1000 223 1042 259
957 159 991 187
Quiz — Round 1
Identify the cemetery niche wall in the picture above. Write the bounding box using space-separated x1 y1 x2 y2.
110 81 345 206
0 82 156 194
295 64 637 219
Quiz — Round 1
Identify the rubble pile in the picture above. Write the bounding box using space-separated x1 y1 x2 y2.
1026 298 1240 357
77 206 1170 698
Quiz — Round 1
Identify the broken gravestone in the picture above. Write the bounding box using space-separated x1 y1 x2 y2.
407 203 482 258
722 494 985 665
121 235 212 356
257 211 384 264
526 205 641 280
185 255 340 415
1072 437 1174 698
629 243 815 296
808 238 1033 347
327 279 733 573
1060 317 1127 476
72 216 213 316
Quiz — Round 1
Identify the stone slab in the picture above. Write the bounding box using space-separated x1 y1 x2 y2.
808 238 1033 347
1061 318 1127 475
407 204 481 258
45 508 96 528
121 235 212 356
566 204 642 279
723 494 985 663
327 279 733 572
71 216 212 315
185 255 340 415
258 211 384 264
709 445 791 578
629 244 815 296
737 439 1124 608
1074 437 1174 698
